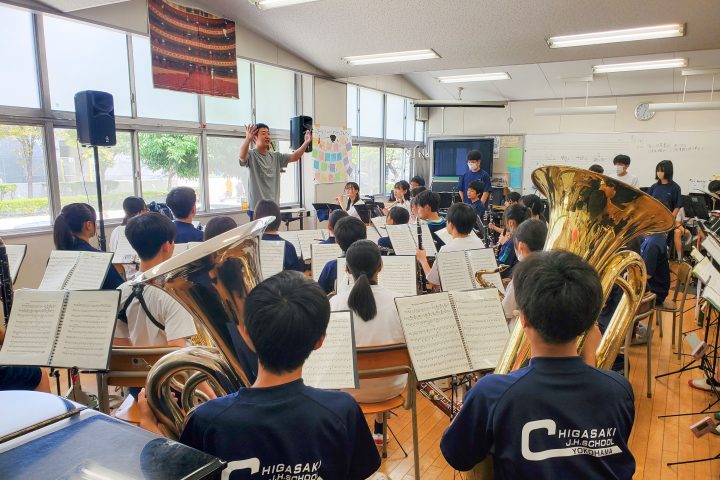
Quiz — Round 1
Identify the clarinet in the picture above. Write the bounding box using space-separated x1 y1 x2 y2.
417 219 428 293
0 238 13 325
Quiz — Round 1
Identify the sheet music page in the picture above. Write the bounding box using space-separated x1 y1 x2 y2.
365 226 381 244
693 257 716 284
702 284 720 311
378 256 417 297
5 244 26 283
296 229 325 260
311 243 342 282
395 293 471 381
171 243 190 257
0 290 65 366
410 223 438 256
370 216 387 234
466 248 505 293
260 241 285 279
385 224 416 256
38 251 80 290
278 231 301 258
702 236 720 262
335 257 352 294
51 291 119 369
434 227 453 246
452 289 510 370
303 310 358 389
111 227 138 264
437 251 475 292
63 252 112 291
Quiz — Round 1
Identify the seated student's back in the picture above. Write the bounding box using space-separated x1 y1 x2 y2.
255 200 304 272
179 271 380 480
204 216 237 241
318 216 366 294
321 209 349 244
166 187 203 243
378 206 409 252
498 203 531 278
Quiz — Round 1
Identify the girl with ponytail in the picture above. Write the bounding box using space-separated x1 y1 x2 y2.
330 240 406 443
53 203 124 289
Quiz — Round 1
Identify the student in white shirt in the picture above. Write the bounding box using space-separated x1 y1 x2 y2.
416 202 485 288
110 196 148 252
383 180 411 214
330 240 406 443
611 154 639 188
335 181 365 220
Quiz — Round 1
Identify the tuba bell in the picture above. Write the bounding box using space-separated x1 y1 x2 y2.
132 217 272 437
495 166 675 373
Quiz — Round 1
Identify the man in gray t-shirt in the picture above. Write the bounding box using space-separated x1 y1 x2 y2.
239 123 311 217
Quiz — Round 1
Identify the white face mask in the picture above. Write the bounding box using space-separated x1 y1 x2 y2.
657 171 664 180
616 165 625 175
467 162 479 171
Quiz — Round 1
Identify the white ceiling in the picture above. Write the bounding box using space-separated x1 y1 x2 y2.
36 0 129 12
156 0 720 100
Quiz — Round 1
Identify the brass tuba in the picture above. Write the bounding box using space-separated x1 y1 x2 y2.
132 217 272 437
495 166 675 373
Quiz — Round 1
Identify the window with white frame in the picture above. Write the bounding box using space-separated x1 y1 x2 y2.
385 95 405 141
0 6 40 109
205 60 252 126
255 64 296 130
359 88 383 138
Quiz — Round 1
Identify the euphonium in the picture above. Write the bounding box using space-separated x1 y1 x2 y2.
495 166 674 373
133 217 272 437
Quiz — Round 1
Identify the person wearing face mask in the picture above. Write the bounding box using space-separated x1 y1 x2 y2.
53 202 124 290
497 204 531 279
610 155 639 188
647 160 681 218
458 150 491 206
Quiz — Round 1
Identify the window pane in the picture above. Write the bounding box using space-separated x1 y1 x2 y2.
0 124 49 230
0 6 39 108
54 129 133 219
353 145 381 195
133 36 199 121
359 89 383 138
139 132 201 207
415 121 425 143
207 136 244 210
278 140 298 205
255 64 295 130
386 95 404 141
346 85 357 136
44 16 131 116
205 60 251 125
405 100 415 141
385 147 410 193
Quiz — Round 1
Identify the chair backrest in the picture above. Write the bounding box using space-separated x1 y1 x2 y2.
356 343 416 409
674 261 693 301
634 292 657 322
106 346 178 388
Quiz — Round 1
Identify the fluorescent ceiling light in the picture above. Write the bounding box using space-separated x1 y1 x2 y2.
413 100 507 108
593 58 687 73
535 106 617 116
547 23 684 48
342 49 440 65
682 68 720 76
437 72 511 83
647 102 720 112
249 0 319 10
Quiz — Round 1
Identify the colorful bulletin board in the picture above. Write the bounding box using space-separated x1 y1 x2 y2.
312 126 353 184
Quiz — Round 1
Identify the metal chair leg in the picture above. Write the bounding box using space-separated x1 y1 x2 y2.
671 311 676 347
412 400 420 479
647 318 653 398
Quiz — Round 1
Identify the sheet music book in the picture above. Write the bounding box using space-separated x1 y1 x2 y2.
311 243 342 282
434 227 454 246
0 289 120 370
337 256 417 297
171 242 202 257
437 248 505 293
303 310 359 390
395 289 509 381
260 240 285 279
366 225 381 244
278 231 301 258
5 244 26 283
370 216 387 233
38 251 113 291
702 235 720 262
295 229 327 260
110 227 138 264
385 224 437 257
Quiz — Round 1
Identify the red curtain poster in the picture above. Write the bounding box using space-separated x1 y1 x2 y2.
147 0 239 98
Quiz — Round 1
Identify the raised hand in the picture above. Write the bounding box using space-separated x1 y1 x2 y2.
244 124 258 139
304 129 312 143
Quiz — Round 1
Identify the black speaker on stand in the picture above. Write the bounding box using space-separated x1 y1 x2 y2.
290 115 313 152
74 90 116 252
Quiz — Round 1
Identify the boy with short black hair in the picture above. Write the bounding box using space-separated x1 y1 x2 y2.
378 205 410 251
254 200 304 272
166 186 203 243
410 175 426 189
458 150 491 205
141 271 381 480
318 216 366 294
497 203 531 278
441 251 635 479
417 202 484 287
415 190 447 248
611 154 639 188
204 216 237 241
467 180 486 218
321 209 349 244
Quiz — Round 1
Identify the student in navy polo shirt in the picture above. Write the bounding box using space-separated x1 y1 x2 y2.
414 190 447 249
441 250 635 479
641 232 672 308
254 200 304 272
458 150 491 206
166 187 203 243
320 209 348 245
647 160 681 218
318 216 366 294
53 202 124 290
139 271 381 480
497 203 530 279
466 180 486 218
378 205 410 252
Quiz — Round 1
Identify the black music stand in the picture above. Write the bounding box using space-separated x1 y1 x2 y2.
312 203 341 223
353 204 374 224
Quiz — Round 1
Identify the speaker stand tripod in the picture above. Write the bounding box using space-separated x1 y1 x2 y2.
91 145 107 252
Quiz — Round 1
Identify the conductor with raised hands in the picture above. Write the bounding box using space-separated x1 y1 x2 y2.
239 123 311 219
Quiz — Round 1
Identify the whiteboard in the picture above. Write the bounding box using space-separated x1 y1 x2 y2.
523 132 720 195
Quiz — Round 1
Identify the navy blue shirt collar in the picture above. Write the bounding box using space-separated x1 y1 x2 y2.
528 356 589 374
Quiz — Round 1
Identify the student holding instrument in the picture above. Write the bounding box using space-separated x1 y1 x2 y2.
335 182 364 220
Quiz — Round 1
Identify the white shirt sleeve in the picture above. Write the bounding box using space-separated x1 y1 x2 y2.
160 291 197 341
114 318 130 339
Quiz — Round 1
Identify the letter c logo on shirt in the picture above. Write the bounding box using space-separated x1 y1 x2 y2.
222 458 260 479
522 419 575 461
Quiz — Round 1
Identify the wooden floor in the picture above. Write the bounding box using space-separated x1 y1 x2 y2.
376 293 720 479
